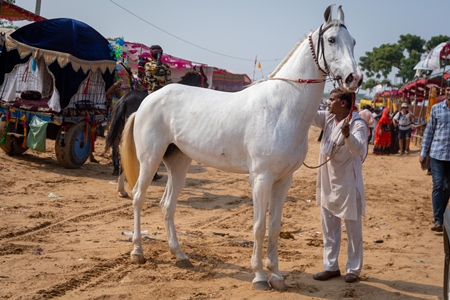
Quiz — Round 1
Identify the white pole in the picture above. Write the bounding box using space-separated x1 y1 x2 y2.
35 0 42 15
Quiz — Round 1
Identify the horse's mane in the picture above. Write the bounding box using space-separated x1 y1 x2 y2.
180 71 198 81
179 70 208 88
268 33 310 79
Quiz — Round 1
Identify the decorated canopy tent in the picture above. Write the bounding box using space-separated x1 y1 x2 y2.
0 18 116 112
398 73 450 101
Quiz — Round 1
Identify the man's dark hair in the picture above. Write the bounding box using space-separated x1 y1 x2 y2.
330 87 353 110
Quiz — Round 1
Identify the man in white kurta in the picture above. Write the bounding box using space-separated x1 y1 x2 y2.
312 88 368 283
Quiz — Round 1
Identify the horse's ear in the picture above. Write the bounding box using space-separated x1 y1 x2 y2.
324 4 335 23
193 65 197 71
337 5 345 23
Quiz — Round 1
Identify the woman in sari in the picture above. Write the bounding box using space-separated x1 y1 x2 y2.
373 108 392 155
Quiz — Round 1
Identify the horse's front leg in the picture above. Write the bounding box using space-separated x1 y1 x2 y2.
130 170 153 264
117 169 128 198
266 175 292 291
250 174 272 290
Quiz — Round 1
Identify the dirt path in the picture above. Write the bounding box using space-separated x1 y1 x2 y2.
0 126 444 300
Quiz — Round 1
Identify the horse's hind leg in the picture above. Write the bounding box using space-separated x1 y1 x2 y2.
130 164 155 264
161 147 192 267
117 169 128 198
266 175 292 291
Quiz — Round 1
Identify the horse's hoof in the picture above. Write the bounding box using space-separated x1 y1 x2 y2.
253 281 271 291
175 259 193 268
269 279 288 291
118 191 129 198
130 254 146 264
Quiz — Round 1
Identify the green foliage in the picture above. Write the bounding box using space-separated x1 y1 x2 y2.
425 35 450 50
359 44 403 79
361 78 379 91
359 34 450 88
398 34 425 55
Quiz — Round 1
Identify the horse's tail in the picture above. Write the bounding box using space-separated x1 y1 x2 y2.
121 113 139 190
105 97 126 152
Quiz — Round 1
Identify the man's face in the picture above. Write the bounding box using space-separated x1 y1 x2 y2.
327 92 343 114
150 49 162 59
445 87 450 99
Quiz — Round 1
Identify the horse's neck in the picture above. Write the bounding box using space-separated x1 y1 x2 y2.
268 35 326 130
273 38 323 83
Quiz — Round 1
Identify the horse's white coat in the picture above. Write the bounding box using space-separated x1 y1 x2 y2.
121 5 362 290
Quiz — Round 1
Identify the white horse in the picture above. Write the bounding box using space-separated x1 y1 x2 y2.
121 4 363 291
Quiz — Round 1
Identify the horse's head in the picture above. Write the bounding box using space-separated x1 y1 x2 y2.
312 5 363 92
188 65 209 89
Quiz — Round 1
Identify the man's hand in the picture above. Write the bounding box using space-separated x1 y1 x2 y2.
419 156 427 168
341 122 350 138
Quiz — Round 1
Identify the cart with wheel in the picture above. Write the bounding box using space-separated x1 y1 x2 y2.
0 18 116 168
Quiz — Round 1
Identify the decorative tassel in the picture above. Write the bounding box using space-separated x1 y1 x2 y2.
83 74 91 94
0 113 10 145
22 65 29 82
21 115 27 148
31 57 37 72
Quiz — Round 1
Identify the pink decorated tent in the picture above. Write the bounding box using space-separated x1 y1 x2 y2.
112 40 251 92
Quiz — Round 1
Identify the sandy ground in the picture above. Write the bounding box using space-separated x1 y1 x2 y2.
0 126 445 300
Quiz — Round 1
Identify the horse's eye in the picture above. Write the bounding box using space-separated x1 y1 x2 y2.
328 37 335 44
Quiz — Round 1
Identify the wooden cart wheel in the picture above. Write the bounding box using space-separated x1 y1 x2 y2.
0 121 28 155
55 121 91 168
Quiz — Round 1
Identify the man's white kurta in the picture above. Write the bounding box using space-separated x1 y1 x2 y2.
312 111 367 221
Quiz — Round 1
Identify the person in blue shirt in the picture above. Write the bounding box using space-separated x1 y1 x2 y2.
420 86 450 232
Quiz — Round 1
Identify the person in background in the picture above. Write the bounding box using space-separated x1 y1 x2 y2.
144 45 173 93
358 105 374 143
419 86 450 232
105 80 123 175
371 107 379 144
311 88 368 283
393 103 414 155
373 108 392 155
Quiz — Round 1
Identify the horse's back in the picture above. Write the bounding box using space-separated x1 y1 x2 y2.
133 83 309 174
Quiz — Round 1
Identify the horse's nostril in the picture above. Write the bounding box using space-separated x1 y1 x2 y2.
345 74 354 85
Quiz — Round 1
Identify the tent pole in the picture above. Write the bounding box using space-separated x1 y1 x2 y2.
35 0 41 16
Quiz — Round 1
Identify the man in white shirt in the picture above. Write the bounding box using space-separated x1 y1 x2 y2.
311 88 368 283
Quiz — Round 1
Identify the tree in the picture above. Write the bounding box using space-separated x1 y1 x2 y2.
359 43 403 79
425 35 450 51
359 34 450 89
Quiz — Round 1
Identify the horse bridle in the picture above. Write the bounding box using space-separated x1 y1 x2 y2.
268 22 347 85
197 72 206 88
309 22 347 77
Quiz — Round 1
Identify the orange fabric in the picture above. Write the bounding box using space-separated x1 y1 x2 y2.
373 108 391 154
